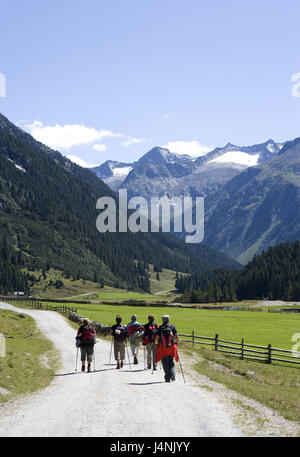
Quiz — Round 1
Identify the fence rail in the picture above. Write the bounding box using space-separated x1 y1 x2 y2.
3 298 77 315
178 332 300 366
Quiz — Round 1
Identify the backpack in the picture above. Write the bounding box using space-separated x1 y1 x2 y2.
160 324 175 348
81 325 95 345
128 322 142 337
114 324 127 342
143 323 158 344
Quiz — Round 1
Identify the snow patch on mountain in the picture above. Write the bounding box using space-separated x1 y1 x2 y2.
112 166 133 177
209 151 259 166
8 157 26 172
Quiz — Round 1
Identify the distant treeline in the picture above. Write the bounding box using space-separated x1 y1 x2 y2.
177 241 300 302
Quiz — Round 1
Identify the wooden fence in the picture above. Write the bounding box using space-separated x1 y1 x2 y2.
4 298 77 315
179 332 300 366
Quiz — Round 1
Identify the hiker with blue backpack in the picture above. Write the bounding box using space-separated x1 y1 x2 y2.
76 318 96 373
155 315 179 382
110 315 128 369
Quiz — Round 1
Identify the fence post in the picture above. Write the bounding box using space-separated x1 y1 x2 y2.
192 330 195 347
267 344 272 364
241 338 244 360
215 334 219 351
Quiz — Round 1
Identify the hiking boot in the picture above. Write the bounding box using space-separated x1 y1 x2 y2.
147 364 151 369
171 375 176 381
120 361 124 368
81 365 85 372
116 361 120 369
134 356 138 365
153 365 157 371
87 364 91 373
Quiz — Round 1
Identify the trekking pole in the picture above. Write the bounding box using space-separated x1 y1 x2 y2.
177 352 186 384
126 341 132 370
93 350 96 372
109 337 113 365
144 346 146 370
75 347 79 372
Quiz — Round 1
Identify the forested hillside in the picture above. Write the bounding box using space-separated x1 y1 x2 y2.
177 241 300 302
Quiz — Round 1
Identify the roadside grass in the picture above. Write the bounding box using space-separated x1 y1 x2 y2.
188 344 300 423
0 310 59 403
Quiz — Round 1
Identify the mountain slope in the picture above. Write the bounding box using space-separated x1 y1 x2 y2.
0 113 239 292
202 139 300 264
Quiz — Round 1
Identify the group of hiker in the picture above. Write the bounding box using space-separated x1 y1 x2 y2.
76 313 180 383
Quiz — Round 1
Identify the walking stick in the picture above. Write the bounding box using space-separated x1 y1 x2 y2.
109 337 113 365
93 349 96 372
144 345 146 370
75 347 79 372
125 340 132 370
177 352 186 384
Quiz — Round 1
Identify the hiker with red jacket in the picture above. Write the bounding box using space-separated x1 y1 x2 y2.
155 315 179 382
110 315 128 369
76 318 96 373
142 314 159 370
127 314 143 364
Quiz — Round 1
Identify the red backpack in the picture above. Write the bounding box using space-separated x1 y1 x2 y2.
81 325 95 345
142 323 158 344
160 324 175 348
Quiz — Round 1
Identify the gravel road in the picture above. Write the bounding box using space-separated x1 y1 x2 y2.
0 302 244 437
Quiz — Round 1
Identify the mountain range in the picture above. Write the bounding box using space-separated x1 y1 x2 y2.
0 113 239 293
92 139 283 200
91 138 299 265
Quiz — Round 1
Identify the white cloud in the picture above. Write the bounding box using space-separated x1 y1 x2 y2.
121 137 146 147
66 155 99 168
93 144 107 152
162 141 214 157
25 121 122 150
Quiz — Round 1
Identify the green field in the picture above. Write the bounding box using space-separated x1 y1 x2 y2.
0 309 58 403
46 302 300 350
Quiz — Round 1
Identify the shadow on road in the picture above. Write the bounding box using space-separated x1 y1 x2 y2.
127 381 164 386
55 368 116 376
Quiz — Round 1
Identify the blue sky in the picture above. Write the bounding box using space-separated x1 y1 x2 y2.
1 0 300 166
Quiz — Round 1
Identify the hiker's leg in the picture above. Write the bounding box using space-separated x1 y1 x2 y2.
87 345 93 372
146 344 152 366
152 342 157 368
161 356 170 381
135 337 140 356
120 342 125 362
130 337 136 356
80 346 86 371
114 341 119 361
169 356 175 380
